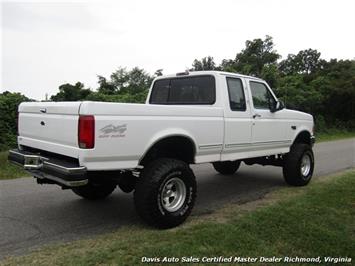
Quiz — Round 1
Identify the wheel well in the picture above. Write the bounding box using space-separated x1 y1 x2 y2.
293 131 311 145
139 136 195 166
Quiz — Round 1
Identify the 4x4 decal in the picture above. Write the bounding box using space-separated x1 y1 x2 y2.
99 124 127 138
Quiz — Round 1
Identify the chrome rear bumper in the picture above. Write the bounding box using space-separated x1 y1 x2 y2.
8 149 88 187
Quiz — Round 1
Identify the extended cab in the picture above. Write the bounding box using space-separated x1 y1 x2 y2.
9 71 315 228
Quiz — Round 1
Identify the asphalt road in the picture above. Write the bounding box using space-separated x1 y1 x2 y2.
1 138 354 259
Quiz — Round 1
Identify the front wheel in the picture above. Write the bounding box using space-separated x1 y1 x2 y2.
134 158 196 229
283 143 314 186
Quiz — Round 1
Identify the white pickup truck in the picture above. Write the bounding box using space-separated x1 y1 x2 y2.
9 71 315 228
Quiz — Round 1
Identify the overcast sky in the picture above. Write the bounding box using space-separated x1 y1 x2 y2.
1 0 355 100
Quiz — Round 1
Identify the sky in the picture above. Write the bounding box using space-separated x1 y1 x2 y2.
1 0 355 100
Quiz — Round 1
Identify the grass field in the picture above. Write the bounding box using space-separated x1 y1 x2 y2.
0 151 29 180
316 130 355 142
1 170 354 265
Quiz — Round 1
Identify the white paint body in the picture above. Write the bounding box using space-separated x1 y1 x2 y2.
17 71 314 171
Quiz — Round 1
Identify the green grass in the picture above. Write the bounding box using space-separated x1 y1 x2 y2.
0 151 29 180
1 170 354 266
316 129 355 142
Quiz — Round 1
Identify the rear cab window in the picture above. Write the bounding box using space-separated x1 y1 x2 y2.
226 77 246 111
149 75 216 104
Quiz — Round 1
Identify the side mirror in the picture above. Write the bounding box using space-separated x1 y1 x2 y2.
270 100 284 113
278 100 285 110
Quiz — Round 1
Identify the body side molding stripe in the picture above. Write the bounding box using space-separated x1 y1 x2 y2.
225 140 292 149
199 144 223 150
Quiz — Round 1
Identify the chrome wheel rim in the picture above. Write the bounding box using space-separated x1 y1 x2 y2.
161 177 186 212
300 154 311 177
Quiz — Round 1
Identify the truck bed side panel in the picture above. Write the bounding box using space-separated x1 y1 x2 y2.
79 102 224 170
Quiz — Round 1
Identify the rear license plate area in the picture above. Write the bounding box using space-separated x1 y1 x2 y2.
24 156 42 169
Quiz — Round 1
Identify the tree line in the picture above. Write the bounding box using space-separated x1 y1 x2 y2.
1 36 354 150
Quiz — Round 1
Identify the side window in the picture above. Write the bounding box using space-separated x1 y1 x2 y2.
249 81 275 109
226 77 246 111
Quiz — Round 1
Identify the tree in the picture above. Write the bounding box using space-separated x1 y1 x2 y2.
125 67 153 94
261 64 280 88
97 76 116 95
279 49 324 75
51 82 91 101
108 67 153 95
93 67 153 103
154 69 163 76
234 35 280 76
191 56 218 71
275 74 323 115
318 59 355 124
219 59 237 72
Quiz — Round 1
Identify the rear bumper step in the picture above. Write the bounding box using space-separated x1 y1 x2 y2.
8 149 88 187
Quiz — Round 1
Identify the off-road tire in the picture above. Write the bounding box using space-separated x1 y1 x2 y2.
212 160 241 175
72 182 116 200
134 158 196 229
283 143 314 186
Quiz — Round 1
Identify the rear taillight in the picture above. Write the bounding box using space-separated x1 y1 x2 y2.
78 115 95 149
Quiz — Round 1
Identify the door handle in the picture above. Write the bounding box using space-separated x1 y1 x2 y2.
253 113 261 119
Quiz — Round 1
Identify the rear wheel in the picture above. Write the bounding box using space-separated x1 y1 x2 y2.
72 181 116 200
134 158 196 229
283 143 314 186
212 160 241 175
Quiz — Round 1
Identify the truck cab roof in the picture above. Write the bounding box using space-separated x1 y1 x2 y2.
155 70 264 82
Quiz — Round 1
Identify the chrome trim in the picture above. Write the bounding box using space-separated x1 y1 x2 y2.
161 177 186 212
9 150 24 157
300 154 311 177
24 155 43 170
9 160 24 168
8 149 88 187
43 161 86 174
9 149 85 174
199 144 223 150
225 140 292 149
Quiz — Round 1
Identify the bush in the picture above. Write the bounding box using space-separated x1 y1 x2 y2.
0 92 30 151
315 115 327 133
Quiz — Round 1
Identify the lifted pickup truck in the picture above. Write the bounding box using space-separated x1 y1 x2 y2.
9 71 315 228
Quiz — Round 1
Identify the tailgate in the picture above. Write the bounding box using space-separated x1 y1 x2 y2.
18 102 82 158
